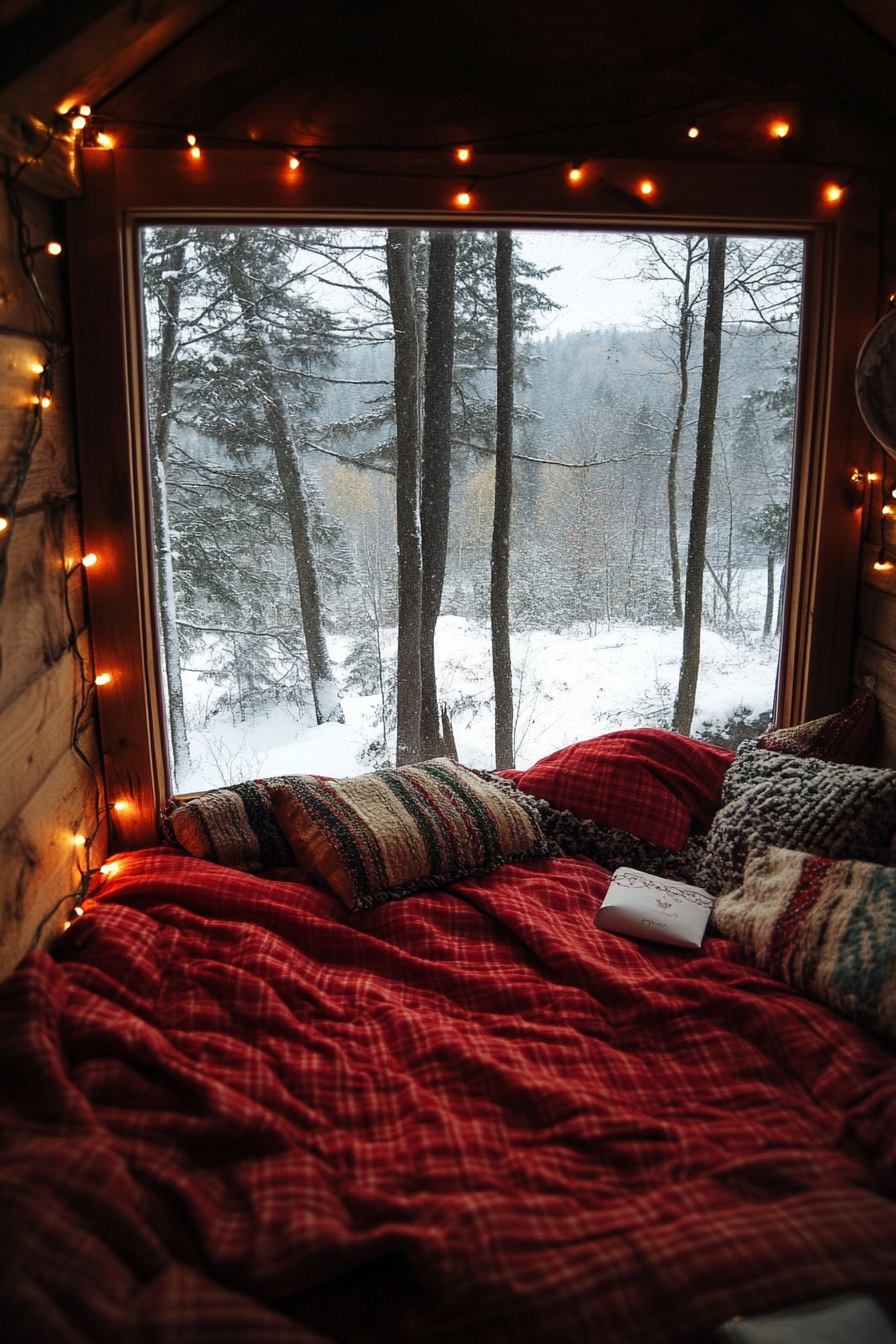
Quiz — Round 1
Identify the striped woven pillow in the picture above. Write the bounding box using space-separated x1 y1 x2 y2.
267 758 555 910
162 779 295 871
712 845 896 1045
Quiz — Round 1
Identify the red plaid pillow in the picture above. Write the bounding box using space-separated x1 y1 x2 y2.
503 729 735 850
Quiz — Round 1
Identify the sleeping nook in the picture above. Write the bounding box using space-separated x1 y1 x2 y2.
3 3 896 1341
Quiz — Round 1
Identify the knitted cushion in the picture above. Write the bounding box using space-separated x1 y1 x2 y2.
504 729 734 851
267 758 555 910
712 845 896 1045
698 745 896 897
162 779 294 871
758 690 877 764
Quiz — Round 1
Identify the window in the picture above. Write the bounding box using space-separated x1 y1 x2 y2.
66 152 874 845
141 225 803 792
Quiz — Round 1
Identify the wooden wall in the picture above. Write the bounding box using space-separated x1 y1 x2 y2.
0 178 103 982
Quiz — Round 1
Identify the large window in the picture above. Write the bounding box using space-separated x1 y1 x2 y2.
141 226 803 793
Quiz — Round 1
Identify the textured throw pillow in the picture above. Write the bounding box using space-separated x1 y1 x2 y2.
758 690 877 764
266 758 555 910
162 779 295 871
712 844 896 1045
502 729 734 850
698 744 896 897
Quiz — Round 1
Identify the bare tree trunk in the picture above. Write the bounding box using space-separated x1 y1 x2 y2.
667 247 695 623
672 235 726 737
419 230 457 759
229 246 344 726
775 558 785 636
764 548 775 636
386 230 423 764
492 230 515 769
149 234 191 786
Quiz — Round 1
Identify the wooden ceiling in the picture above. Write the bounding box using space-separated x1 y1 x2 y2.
2 0 896 196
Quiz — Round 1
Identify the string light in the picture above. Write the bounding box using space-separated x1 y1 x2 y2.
96 132 114 150
823 183 844 203
73 833 86 847
100 862 119 877
770 120 791 139
638 179 655 197
567 164 583 184
40 394 52 408
868 473 880 482
71 115 87 131
454 189 473 208
79 105 91 117
874 560 893 571
288 154 301 170
455 146 471 163
186 134 201 159
73 906 84 918
95 672 112 686
82 552 97 567
687 126 700 139
112 800 129 812
31 362 44 375
46 241 62 255
883 505 893 517
0 519 8 533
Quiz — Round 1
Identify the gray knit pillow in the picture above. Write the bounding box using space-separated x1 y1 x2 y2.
697 744 896 897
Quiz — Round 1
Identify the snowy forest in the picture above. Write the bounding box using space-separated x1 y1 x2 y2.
141 226 802 793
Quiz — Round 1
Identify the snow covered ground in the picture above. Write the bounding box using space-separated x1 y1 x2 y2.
175 611 780 793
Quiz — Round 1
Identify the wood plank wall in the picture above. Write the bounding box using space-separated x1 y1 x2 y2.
0 178 104 981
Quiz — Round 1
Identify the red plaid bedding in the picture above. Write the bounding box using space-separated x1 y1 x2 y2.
2 847 896 1343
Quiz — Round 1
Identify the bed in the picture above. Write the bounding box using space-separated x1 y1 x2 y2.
2 714 896 1344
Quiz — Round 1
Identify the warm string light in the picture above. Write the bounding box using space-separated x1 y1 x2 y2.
112 799 129 813
687 126 699 139
769 120 791 139
454 189 473 208
823 183 844 204
0 519 8 533
186 134 201 160
455 146 471 163
95 672 112 686
96 132 114 150
288 154 301 171
638 179 655 197
82 552 97 567
567 164 583 184
100 862 120 877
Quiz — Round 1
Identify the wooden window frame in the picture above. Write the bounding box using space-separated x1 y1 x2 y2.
66 148 879 850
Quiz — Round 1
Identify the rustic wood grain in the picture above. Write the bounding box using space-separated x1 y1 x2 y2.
854 635 896 766
0 724 102 983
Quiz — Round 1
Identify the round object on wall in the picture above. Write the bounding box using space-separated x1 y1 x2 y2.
856 308 896 458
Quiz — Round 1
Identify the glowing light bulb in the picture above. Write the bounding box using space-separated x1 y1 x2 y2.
31 362 44 374
454 190 472 208
638 179 655 197
455 147 471 163
79 105 91 117
186 134 197 146
100 862 119 877
288 155 301 170
82 552 97 567
71 116 87 131
73 834 86 847
40 394 52 408
63 920 72 931
190 145 201 159
869 473 880 482
567 165 583 184
113 800 129 812
95 672 112 686
874 560 894 571
0 519 8 532
96 132 113 149
770 121 790 139
687 126 699 139
883 505 893 516
74 906 84 918
46 241 62 256
823 183 844 203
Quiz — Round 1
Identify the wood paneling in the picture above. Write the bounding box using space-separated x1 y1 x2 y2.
0 724 101 982
0 179 103 981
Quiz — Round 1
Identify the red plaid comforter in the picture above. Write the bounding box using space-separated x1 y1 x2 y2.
2 847 896 1343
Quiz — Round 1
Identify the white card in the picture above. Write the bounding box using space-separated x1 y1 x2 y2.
594 867 715 949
